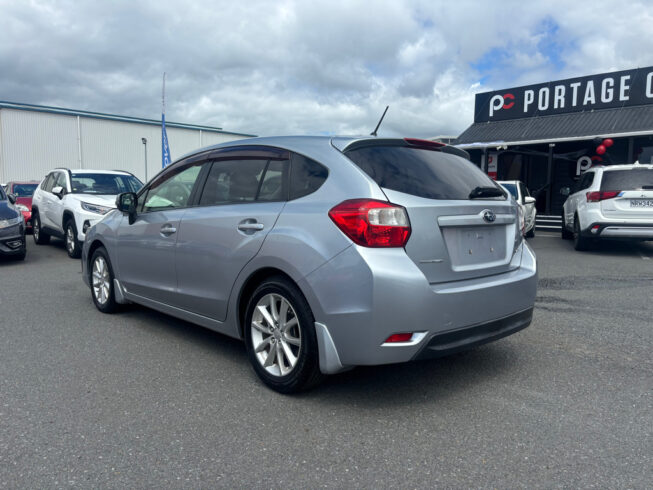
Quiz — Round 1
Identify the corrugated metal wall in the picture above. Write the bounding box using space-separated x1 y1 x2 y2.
0 108 250 183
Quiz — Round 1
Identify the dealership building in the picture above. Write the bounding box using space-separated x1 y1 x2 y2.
456 66 653 229
0 101 254 184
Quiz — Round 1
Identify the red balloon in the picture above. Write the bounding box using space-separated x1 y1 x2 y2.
603 138 614 148
596 145 606 155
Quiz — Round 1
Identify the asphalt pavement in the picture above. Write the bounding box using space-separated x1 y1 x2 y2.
1 234 652 488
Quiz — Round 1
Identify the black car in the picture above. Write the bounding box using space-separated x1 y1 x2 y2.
0 186 26 260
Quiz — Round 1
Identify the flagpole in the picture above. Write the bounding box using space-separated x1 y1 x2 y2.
161 72 171 168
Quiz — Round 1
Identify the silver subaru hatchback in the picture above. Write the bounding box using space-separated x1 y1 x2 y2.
82 136 537 392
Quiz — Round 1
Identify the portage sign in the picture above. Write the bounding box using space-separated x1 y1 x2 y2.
474 66 653 123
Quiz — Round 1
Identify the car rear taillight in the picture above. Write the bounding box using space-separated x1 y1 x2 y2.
328 199 411 247
384 333 414 343
586 190 620 202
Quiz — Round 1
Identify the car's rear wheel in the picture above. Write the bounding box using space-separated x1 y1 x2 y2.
32 213 50 245
65 220 82 258
90 247 117 313
573 216 591 251
244 276 323 393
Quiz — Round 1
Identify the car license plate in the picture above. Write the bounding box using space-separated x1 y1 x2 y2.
630 199 653 207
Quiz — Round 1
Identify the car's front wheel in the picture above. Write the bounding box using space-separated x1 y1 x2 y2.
32 213 50 245
65 220 82 258
244 276 323 393
90 247 117 313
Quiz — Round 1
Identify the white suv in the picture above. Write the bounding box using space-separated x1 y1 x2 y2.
497 180 537 237
32 169 142 258
561 163 653 250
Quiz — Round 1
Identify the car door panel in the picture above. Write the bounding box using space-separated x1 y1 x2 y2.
116 160 205 305
175 202 285 320
117 209 186 305
174 156 289 321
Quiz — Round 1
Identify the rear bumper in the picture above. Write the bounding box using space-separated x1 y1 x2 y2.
413 307 532 360
585 222 653 240
301 240 537 369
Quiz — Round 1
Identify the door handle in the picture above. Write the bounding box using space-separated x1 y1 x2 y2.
160 224 177 236
238 223 264 231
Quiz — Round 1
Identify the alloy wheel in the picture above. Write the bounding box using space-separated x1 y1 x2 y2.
66 225 75 254
92 256 111 305
250 293 302 377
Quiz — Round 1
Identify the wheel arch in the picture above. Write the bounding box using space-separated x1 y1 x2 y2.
86 239 107 279
62 209 76 227
236 267 302 340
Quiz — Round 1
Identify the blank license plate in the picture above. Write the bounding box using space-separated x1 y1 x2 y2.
630 199 653 207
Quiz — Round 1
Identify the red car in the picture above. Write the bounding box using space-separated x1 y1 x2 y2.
4 181 40 231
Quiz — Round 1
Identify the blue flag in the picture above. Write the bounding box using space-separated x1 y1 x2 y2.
162 113 172 168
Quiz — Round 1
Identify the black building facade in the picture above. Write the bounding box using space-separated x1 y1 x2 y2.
456 66 653 217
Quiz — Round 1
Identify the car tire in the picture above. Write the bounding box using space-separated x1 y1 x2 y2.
561 216 573 240
32 213 50 245
244 276 324 393
526 227 535 238
65 219 82 258
90 246 117 314
573 216 590 251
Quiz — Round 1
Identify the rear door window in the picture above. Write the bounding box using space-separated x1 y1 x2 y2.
600 168 653 191
344 145 502 200
199 159 289 206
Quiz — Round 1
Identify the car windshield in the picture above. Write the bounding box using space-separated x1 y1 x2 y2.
12 183 38 197
600 168 653 191
71 173 143 195
500 183 518 199
344 145 503 200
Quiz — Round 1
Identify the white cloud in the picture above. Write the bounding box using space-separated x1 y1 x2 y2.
1 0 653 138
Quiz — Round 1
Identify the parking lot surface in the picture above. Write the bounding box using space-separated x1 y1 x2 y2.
1 235 652 488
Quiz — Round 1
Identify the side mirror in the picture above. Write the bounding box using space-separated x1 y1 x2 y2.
524 196 535 205
116 192 138 224
7 193 16 204
560 187 571 196
52 186 65 199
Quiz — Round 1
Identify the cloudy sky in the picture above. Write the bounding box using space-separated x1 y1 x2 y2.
2 0 653 138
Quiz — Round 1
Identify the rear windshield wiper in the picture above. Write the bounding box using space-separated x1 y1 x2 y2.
468 186 505 199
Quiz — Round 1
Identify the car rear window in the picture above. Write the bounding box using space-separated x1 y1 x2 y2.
601 168 653 191
344 146 502 200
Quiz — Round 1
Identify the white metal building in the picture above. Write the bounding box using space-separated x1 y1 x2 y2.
0 101 255 184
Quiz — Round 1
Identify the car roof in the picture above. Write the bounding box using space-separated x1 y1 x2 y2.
66 169 133 175
599 163 653 171
174 135 469 167
7 180 40 184
174 135 358 162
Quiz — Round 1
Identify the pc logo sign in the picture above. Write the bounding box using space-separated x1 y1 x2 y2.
489 93 515 117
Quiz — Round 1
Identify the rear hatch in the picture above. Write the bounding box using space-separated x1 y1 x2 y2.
343 140 520 284
598 167 653 220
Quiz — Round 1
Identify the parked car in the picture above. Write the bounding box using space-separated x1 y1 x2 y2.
497 180 536 237
0 185 26 260
561 163 653 250
81 136 537 393
4 181 39 232
32 169 142 258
